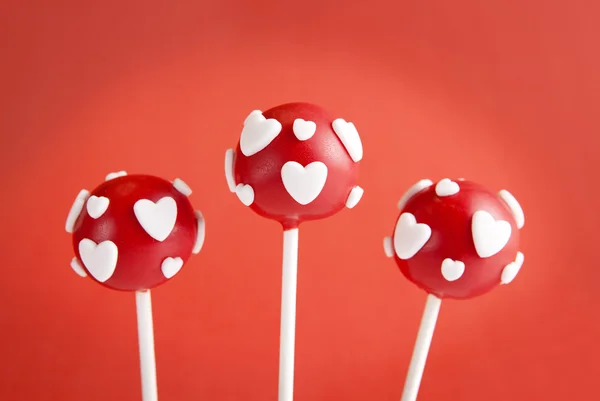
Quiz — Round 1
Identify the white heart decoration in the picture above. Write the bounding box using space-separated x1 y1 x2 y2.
65 189 90 233
397 179 433 210
332 118 363 162
345 186 364 209
161 257 184 279
293 118 317 141
239 110 282 157
134 197 178 242
224 149 236 192
105 171 127 181
235 184 255 206
441 258 465 281
383 236 394 258
70 257 88 277
86 196 109 219
498 189 525 229
501 252 524 284
192 210 206 254
173 178 192 196
435 178 460 197
78 239 118 283
472 211 512 258
393 213 432 259
281 161 328 205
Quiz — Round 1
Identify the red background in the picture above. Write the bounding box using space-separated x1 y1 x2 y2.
1 1 599 400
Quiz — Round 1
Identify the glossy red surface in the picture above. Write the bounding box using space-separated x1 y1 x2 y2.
233 102 360 229
392 180 520 300
71 175 197 291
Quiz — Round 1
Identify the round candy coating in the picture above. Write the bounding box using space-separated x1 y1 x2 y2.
227 102 363 229
388 179 523 300
69 174 199 291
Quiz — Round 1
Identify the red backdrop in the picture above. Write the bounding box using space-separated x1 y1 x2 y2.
1 1 599 400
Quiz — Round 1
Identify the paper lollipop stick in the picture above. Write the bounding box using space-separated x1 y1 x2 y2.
226 103 364 401
65 173 205 401
279 228 299 400
383 178 525 401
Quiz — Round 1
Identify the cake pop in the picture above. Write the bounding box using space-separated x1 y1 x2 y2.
65 172 205 401
225 102 363 401
383 178 524 401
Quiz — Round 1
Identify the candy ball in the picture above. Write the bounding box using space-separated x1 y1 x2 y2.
65 173 205 291
225 102 364 229
383 178 525 300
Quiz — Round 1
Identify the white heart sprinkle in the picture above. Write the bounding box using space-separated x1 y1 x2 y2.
345 186 364 209
293 118 317 141
161 257 184 279
281 161 328 205
192 210 205 254
70 257 87 277
86 196 109 219
498 189 525 229
65 189 90 233
239 110 282 157
78 239 118 282
134 197 178 242
224 149 236 192
383 236 394 258
435 178 460 197
235 184 255 206
441 258 465 281
173 178 192 196
397 179 433 210
501 252 524 284
472 211 512 258
393 213 432 259
332 118 363 162
105 171 127 181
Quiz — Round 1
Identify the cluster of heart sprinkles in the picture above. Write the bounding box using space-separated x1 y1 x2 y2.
225 102 364 228
384 178 525 300
65 172 205 291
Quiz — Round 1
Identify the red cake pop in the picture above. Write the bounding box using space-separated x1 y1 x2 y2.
65 173 205 291
383 178 525 401
65 172 205 401
225 103 364 401
225 102 364 229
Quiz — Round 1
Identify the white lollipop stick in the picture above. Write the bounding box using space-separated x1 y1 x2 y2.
400 294 442 401
278 228 299 401
136 290 159 401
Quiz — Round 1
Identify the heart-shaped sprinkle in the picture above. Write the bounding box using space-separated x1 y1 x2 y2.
133 197 178 242
78 239 118 283
105 171 127 181
332 118 363 162
498 189 525 229
235 184 255 206
239 110 282 157
65 189 90 233
472 211 512 258
293 118 317 141
281 161 328 205
435 178 460 197
393 213 432 259
173 178 192 196
501 252 524 284
192 210 205 254
383 236 394 258
397 179 433 210
345 186 364 209
441 258 466 281
86 196 109 219
224 149 236 192
70 257 88 277
161 257 184 279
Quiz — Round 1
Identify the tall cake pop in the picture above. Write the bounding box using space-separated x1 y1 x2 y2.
65 172 205 401
383 178 524 401
225 103 364 401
